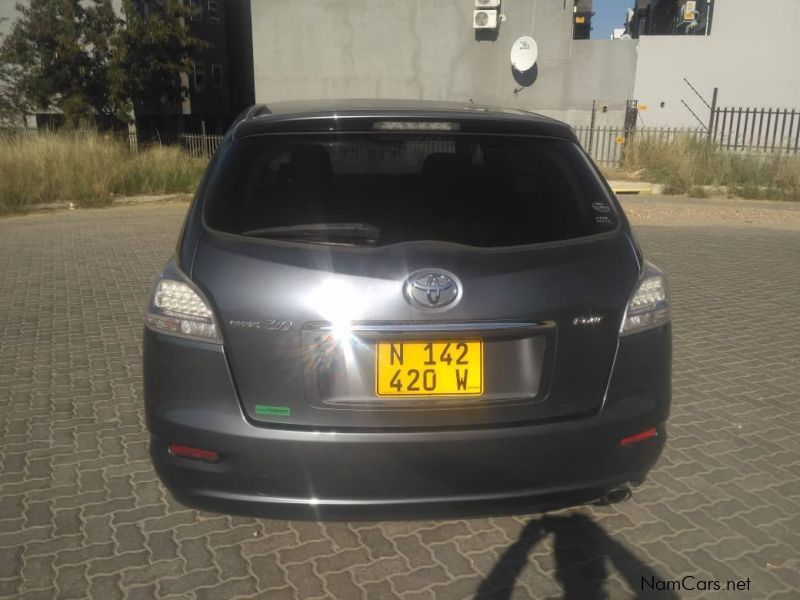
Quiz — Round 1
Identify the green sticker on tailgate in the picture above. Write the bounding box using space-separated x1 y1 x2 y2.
254 404 291 417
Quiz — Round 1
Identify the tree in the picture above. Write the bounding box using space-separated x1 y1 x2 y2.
0 0 204 128
83 0 128 124
1 0 95 126
115 0 206 112
0 17 27 127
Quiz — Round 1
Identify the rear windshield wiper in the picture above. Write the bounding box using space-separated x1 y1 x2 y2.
242 223 381 245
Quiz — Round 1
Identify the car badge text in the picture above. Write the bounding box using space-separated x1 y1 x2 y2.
228 319 293 332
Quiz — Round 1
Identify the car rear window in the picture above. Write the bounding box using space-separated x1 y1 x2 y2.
203 133 617 247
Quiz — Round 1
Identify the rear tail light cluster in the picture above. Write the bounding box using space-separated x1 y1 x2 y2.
620 263 670 336
145 272 221 343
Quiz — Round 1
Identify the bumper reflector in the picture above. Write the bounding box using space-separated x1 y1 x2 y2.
618 427 658 448
169 443 219 462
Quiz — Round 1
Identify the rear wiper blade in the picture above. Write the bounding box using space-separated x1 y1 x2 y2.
243 222 381 244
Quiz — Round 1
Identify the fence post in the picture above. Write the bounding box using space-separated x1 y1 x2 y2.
778 108 789 152
620 99 638 166
748 108 757 150
785 110 796 153
588 100 596 158
794 110 800 154
707 87 718 142
764 109 774 151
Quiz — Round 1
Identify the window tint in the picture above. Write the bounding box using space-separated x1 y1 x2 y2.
203 134 617 247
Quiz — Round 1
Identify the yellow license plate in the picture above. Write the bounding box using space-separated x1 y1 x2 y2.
375 340 483 397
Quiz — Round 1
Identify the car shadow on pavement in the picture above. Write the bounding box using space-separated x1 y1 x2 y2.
475 513 679 599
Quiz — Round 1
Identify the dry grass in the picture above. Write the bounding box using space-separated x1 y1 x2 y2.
0 130 206 213
621 135 800 201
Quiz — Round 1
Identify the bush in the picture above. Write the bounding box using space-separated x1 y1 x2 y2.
621 134 800 202
689 185 709 199
114 145 206 199
0 130 207 213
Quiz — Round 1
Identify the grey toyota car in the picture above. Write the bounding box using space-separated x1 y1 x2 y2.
143 100 671 519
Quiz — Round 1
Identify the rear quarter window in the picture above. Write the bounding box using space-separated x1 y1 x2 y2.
203 133 617 247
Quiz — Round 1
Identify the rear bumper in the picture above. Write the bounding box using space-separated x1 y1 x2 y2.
149 399 666 520
144 326 670 520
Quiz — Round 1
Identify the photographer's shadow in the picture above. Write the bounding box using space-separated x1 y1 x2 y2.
476 513 678 599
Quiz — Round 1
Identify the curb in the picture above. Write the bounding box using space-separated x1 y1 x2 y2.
111 193 186 206
26 194 189 214
612 186 652 195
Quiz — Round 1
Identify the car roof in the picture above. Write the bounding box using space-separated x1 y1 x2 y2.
232 99 578 141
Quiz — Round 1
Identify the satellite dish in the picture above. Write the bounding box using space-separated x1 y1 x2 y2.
511 36 538 72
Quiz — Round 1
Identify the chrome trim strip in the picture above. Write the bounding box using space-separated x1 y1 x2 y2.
308 321 554 336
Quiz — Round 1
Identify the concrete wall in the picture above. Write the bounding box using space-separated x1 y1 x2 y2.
250 0 637 126
632 0 800 128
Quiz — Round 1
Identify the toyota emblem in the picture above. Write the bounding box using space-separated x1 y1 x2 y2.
404 271 460 309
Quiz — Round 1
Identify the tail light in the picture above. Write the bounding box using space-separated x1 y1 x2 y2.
145 268 221 343
620 263 670 336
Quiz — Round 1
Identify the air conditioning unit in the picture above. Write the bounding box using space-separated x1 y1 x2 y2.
473 9 498 29
475 0 501 8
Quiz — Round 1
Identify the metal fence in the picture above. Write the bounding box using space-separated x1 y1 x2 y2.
0 127 49 140
181 133 224 158
575 125 718 166
710 106 800 154
573 126 627 167
573 95 800 167
127 131 138 154
575 122 798 168
123 132 223 158
0 128 224 156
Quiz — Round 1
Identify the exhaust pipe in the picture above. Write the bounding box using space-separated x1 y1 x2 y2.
596 486 632 506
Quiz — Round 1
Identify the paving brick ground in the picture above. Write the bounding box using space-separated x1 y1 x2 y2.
0 201 798 599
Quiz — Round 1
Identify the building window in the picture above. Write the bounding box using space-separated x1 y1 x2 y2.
193 63 206 92
186 0 202 21
208 1 221 23
210 64 223 89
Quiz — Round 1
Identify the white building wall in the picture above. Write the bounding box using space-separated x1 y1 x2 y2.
632 0 800 128
250 0 637 127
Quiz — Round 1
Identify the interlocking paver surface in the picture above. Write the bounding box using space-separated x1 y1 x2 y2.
0 201 798 599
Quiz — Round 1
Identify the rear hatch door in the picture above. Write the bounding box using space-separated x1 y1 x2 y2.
193 131 637 429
